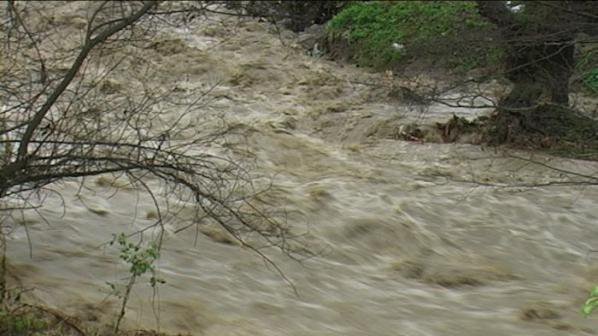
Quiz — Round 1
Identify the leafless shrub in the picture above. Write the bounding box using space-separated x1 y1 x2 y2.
0 1 302 315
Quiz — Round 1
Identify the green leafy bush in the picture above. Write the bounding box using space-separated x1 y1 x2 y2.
327 1 499 70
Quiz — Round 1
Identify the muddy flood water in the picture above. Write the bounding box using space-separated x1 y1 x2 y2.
4 3 598 335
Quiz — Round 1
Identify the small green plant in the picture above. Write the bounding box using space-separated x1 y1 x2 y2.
582 286 598 316
108 233 165 334
583 68 598 94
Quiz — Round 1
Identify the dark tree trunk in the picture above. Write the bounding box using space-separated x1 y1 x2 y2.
245 1 346 32
476 1 579 108
500 41 575 108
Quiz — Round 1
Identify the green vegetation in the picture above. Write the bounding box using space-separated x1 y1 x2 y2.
0 303 184 335
574 46 598 95
582 286 598 316
0 307 47 335
0 235 168 336
326 1 498 70
0 300 87 335
583 68 598 94
111 233 162 282
108 233 164 334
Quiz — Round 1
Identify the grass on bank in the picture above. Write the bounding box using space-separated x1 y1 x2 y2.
326 1 500 71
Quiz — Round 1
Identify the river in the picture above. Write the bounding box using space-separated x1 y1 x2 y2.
4 3 598 335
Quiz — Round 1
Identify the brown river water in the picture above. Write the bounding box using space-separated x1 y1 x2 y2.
3 3 598 335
